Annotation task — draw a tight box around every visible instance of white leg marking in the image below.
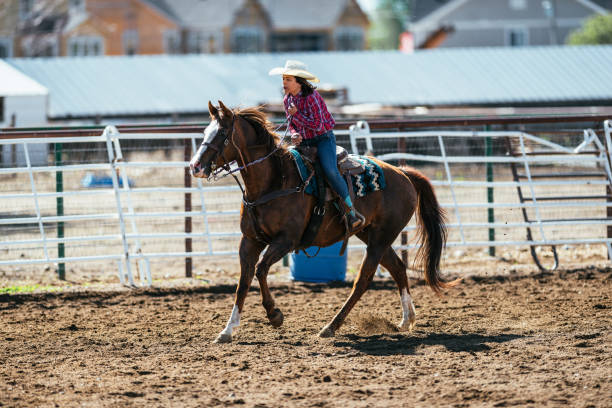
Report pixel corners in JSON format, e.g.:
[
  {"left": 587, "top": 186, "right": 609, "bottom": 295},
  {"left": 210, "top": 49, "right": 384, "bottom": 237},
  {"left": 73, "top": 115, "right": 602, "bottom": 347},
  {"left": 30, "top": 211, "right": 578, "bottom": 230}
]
[
  {"left": 218, "top": 305, "right": 241, "bottom": 338},
  {"left": 399, "top": 288, "right": 416, "bottom": 331}
]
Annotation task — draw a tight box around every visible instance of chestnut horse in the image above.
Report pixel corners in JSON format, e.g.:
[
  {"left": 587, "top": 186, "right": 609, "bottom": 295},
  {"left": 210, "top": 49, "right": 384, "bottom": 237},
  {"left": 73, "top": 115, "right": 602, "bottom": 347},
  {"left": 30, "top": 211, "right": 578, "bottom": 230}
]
[{"left": 190, "top": 101, "right": 458, "bottom": 343}]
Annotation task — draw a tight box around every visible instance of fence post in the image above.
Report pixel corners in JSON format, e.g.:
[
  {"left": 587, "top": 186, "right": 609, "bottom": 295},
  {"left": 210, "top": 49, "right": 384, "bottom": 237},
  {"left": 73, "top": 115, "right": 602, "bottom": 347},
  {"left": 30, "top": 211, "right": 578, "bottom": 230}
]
[
  {"left": 184, "top": 139, "right": 192, "bottom": 278},
  {"left": 485, "top": 127, "right": 495, "bottom": 256},
  {"left": 604, "top": 120, "right": 612, "bottom": 259},
  {"left": 55, "top": 142, "right": 65, "bottom": 280},
  {"left": 398, "top": 130, "right": 408, "bottom": 267},
  {"left": 104, "top": 126, "right": 134, "bottom": 286}
]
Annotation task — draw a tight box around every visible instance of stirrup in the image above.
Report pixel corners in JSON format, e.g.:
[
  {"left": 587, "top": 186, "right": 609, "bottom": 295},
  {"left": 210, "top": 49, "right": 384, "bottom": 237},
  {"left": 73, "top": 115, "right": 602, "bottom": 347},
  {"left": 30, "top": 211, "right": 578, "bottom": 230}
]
[{"left": 346, "top": 211, "right": 365, "bottom": 232}]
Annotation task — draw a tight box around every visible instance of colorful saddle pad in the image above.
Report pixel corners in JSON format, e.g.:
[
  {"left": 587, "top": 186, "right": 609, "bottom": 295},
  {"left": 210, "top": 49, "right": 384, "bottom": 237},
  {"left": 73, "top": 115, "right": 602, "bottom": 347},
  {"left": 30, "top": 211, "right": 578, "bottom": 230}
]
[
  {"left": 288, "top": 149, "right": 385, "bottom": 198},
  {"left": 349, "top": 155, "right": 386, "bottom": 197}
]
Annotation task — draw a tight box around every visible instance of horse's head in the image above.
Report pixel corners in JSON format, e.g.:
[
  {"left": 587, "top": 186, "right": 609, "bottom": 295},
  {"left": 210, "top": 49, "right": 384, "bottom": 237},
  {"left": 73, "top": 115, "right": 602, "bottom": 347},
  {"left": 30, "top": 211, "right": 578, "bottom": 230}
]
[{"left": 190, "top": 100, "right": 238, "bottom": 179}]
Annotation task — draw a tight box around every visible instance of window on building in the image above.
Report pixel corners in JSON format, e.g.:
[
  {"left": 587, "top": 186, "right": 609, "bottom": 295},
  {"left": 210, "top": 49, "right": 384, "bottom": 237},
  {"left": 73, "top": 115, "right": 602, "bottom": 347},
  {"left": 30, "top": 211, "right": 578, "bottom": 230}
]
[
  {"left": 187, "top": 32, "right": 222, "bottom": 54},
  {"left": 187, "top": 32, "right": 202, "bottom": 54},
  {"left": 19, "top": 0, "right": 34, "bottom": 20},
  {"left": 0, "top": 97, "right": 4, "bottom": 125},
  {"left": 271, "top": 33, "right": 328, "bottom": 52},
  {"left": 506, "top": 28, "right": 528, "bottom": 46},
  {"left": 0, "top": 38, "right": 12, "bottom": 58},
  {"left": 164, "top": 30, "right": 181, "bottom": 54},
  {"left": 122, "top": 29, "right": 139, "bottom": 55},
  {"left": 335, "top": 26, "right": 364, "bottom": 51},
  {"left": 231, "top": 27, "right": 264, "bottom": 53},
  {"left": 67, "top": 36, "right": 103, "bottom": 56},
  {"left": 42, "top": 43, "right": 57, "bottom": 56},
  {"left": 22, "top": 38, "right": 59, "bottom": 57},
  {"left": 509, "top": 0, "right": 527, "bottom": 10},
  {"left": 207, "top": 35, "right": 217, "bottom": 54}
]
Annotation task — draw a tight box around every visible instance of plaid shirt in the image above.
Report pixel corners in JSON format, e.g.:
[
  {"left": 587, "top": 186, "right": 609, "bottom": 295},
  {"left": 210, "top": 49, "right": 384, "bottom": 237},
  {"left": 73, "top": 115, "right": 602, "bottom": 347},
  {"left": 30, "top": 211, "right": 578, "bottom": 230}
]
[{"left": 284, "top": 90, "right": 335, "bottom": 140}]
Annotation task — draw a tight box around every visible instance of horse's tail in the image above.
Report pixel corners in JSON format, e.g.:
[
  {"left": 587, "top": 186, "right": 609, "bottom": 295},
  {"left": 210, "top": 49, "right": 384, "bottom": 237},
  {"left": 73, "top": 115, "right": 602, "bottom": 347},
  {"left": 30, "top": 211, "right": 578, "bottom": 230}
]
[{"left": 402, "top": 168, "right": 460, "bottom": 294}]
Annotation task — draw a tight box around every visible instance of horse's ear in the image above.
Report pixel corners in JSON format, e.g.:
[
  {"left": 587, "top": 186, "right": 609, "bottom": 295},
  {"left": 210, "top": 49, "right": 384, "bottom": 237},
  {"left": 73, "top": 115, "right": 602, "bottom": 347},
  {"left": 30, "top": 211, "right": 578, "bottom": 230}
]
[
  {"left": 208, "top": 101, "right": 219, "bottom": 118},
  {"left": 218, "top": 100, "right": 232, "bottom": 118}
]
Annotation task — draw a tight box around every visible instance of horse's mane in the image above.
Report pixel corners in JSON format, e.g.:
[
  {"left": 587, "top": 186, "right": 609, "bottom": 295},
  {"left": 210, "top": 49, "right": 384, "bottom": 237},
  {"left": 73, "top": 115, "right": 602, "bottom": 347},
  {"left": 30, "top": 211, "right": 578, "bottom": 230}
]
[{"left": 234, "top": 106, "right": 286, "bottom": 153}]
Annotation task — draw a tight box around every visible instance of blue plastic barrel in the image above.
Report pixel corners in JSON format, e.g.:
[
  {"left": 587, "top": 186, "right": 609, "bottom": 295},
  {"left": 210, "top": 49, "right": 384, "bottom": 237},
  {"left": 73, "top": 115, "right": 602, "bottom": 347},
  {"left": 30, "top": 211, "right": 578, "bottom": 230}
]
[{"left": 290, "top": 241, "right": 347, "bottom": 283}]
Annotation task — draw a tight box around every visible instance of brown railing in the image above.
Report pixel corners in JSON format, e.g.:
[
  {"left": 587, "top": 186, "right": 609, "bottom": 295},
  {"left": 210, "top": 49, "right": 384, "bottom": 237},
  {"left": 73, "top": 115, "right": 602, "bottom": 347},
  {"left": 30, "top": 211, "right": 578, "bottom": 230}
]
[{"left": 2, "top": 113, "right": 611, "bottom": 138}]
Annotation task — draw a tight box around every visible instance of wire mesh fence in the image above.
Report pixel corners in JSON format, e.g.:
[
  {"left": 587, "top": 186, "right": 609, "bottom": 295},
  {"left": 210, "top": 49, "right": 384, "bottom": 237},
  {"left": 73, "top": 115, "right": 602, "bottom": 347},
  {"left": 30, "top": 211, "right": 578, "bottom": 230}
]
[{"left": 1, "top": 116, "right": 611, "bottom": 285}]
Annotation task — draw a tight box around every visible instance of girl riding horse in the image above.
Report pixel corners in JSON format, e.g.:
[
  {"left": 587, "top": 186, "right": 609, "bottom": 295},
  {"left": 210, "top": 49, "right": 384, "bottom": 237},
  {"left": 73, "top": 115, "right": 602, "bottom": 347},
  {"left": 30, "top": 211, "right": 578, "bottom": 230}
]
[{"left": 269, "top": 60, "right": 363, "bottom": 232}]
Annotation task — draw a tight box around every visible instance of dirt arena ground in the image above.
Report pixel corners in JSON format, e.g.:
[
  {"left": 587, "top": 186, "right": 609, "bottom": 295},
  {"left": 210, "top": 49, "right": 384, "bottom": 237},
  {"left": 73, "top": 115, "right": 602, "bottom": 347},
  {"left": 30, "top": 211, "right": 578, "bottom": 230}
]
[{"left": 1, "top": 252, "right": 611, "bottom": 407}]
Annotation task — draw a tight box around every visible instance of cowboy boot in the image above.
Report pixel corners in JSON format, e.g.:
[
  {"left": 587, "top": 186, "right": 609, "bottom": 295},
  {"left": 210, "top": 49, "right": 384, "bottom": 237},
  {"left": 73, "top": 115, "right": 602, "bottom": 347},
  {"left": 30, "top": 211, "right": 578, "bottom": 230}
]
[
  {"left": 341, "top": 197, "right": 364, "bottom": 233},
  {"left": 346, "top": 208, "right": 364, "bottom": 232}
]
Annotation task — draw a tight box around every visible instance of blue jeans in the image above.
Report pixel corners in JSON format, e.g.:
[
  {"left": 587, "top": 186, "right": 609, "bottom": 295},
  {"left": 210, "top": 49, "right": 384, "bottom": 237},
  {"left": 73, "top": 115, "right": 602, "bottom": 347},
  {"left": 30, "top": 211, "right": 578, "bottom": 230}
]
[{"left": 301, "top": 130, "right": 349, "bottom": 200}]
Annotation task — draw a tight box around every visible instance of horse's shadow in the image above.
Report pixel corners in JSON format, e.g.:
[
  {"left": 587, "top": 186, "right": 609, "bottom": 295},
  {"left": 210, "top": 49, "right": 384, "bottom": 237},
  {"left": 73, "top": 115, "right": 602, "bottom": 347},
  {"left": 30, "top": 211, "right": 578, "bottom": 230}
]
[{"left": 333, "top": 332, "right": 524, "bottom": 356}]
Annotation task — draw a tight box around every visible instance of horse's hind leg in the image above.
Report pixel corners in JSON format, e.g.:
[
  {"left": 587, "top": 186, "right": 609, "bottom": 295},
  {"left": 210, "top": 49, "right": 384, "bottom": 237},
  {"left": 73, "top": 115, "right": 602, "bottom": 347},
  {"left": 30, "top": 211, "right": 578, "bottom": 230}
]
[
  {"left": 379, "top": 247, "right": 417, "bottom": 332},
  {"left": 215, "top": 236, "right": 265, "bottom": 343},
  {"left": 255, "top": 240, "right": 293, "bottom": 328},
  {"left": 318, "top": 240, "right": 385, "bottom": 338}
]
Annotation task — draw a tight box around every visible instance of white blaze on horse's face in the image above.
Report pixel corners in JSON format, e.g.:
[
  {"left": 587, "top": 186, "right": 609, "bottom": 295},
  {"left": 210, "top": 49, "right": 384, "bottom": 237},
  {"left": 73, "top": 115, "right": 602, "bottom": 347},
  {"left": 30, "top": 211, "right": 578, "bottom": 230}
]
[{"left": 189, "top": 120, "right": 219, "bottom": 178}]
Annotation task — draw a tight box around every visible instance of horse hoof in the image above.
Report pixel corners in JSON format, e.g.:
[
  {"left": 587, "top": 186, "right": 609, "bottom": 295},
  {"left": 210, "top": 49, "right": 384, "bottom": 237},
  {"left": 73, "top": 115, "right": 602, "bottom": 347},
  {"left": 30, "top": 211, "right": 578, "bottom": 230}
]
[
  {"left": 318, "top": 326, "right": 335, "bottom": 338},
  {"left": 398, "top": 319, "right": 416, "bottom": 332},
  {"left": 268, "top": 308, "right": 284, "bottom": 328},
  {"left": 213, "top": 333, "right": 232, "bottom": 343}
]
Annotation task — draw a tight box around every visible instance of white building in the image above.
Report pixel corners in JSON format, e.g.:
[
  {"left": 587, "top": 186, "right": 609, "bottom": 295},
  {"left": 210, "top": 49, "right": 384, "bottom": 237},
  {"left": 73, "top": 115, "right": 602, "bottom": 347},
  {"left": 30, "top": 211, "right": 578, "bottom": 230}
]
[{"left": 0, "top": 60, "right": 49, "bottom": 166}]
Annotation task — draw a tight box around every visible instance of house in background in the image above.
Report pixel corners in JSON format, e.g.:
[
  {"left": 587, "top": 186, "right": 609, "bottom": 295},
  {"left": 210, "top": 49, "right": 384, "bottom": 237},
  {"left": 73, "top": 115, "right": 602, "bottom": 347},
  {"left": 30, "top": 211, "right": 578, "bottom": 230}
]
[
  {"left": 0, "top": 0, "right": 179, "bottom": 57},
  {"left": 0, "top": 0, "right": 368, "bottom": 57},
  {"left": 143, "top": 0, "right": 369, "bottom": 53},
  {"left": 410, "top": 0, "right": 611, "bottom": 49}
]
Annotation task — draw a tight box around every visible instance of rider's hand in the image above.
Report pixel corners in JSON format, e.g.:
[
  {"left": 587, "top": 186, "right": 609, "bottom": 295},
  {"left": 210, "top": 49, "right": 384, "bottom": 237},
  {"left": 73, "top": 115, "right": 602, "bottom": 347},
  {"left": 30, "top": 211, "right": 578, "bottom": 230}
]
[
  {"left": 288, "top": 103, "right": 297, "bottom": 116},
  {"left": 291, "top": 133, "right": 302, "bottom": 146}
]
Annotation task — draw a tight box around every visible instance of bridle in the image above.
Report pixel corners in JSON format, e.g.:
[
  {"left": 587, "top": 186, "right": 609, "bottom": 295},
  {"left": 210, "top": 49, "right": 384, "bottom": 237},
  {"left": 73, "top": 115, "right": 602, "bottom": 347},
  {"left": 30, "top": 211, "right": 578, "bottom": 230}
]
[
  {"left": 199, "top": 114, "right": 237, "bottom": 177},
  {"left": 200, "top": 114, "right": 292, "bottom": 182},
  {"left": 196, "top": 112, "right": 313, "bottom": 245}
]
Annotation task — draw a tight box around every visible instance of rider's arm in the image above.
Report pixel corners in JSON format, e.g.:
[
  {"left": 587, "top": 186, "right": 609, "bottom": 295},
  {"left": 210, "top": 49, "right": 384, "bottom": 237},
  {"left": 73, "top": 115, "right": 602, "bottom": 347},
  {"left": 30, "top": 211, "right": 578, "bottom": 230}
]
[
  {"left": 285, "top": 95, "right": 302, "bottom": 137},
  {"left": 290, "top": 93, "right": 325, "bottom": 134}
]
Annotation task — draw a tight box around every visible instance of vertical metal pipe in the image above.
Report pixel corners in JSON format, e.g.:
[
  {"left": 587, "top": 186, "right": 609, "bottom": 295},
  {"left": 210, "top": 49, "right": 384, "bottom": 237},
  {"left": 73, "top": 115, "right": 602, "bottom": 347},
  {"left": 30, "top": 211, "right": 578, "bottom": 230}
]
[
  {"left": 603, "top": 121, "right": 612, "bottom": 258},
  {"left": 112, "top": 137, "right": 150, "bottom": 285},
  {"left": 104, "top": 126, "right": 134, "bottom": 286},
  {"left": 55, "top": 142, "right": 65, "bottom": 280},
  {"left": 485, "top": 127, "right": 495, "bottom": 256},
  {"left": 191, "top": 137, "right": 213, "bottom": 254},
  {"left": 184, "top": 139, "right": 192, "bottom": 278},
  {"left": 438, "top": 134, "right": 465, "bottom": 244},
  {"left": 24, "top": 141, "right": 49, "bottom": 262}
]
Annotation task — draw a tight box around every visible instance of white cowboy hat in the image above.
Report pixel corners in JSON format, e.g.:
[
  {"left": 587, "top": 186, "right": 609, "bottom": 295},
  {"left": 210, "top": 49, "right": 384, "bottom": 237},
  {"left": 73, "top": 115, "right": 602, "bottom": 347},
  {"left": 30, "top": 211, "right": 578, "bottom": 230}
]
[{"left": 268, "top": 60, "right": 320, "bottom": 83}]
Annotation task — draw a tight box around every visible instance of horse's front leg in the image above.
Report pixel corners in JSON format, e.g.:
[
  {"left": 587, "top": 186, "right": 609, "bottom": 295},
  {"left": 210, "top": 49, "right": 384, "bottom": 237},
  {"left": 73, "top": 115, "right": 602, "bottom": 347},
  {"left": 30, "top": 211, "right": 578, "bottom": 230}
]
[
  {"left": 255, "top": 240, "right": 293, "bottom": 328},
  {"left": 214, "top": 236, "right": 265, "bottom": 343}
]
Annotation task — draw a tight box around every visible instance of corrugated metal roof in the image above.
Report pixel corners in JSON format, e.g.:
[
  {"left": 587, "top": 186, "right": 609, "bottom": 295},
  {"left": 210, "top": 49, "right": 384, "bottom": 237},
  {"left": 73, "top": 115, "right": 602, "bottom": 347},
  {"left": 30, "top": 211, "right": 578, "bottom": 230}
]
[
  {"left": 5, "top": 46, "right": 612, "bottom": 118},
  {"left": 0, "top": 61, "right": 48, "bottom": 97}
]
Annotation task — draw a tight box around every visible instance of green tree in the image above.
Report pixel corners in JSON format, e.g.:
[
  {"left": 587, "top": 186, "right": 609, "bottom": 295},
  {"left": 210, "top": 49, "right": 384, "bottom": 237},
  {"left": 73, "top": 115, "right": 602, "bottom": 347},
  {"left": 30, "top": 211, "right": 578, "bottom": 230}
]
[
  {"left": 367, "top": 0, "right": 411, "bottom": 50},
  {"left": 567, "top": 13, "right": 612, "bottom": 45}
]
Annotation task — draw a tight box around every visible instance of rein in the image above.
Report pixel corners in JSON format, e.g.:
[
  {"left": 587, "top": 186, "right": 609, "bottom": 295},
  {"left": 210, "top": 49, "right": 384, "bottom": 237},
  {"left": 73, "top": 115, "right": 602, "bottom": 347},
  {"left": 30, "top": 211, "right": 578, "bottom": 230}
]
[
  {"left": 208, "top": 115, "right": 292, "bottom": 181},
  {"left": 204, "top": 113, "right": 313, "bottom": 205},
  {"left": 198, "top": 112, "right": 314, "bottom": 244},
  {"left": 196, "top": 111, "right": 317, "bottom": 244}
]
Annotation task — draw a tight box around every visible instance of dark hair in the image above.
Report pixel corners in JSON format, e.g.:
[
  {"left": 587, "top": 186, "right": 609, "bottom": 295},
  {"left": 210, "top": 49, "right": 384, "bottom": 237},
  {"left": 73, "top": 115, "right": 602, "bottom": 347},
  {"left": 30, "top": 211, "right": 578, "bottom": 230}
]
[{"left": 295, "top": 76, "right": 316, "bottom": 97}]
